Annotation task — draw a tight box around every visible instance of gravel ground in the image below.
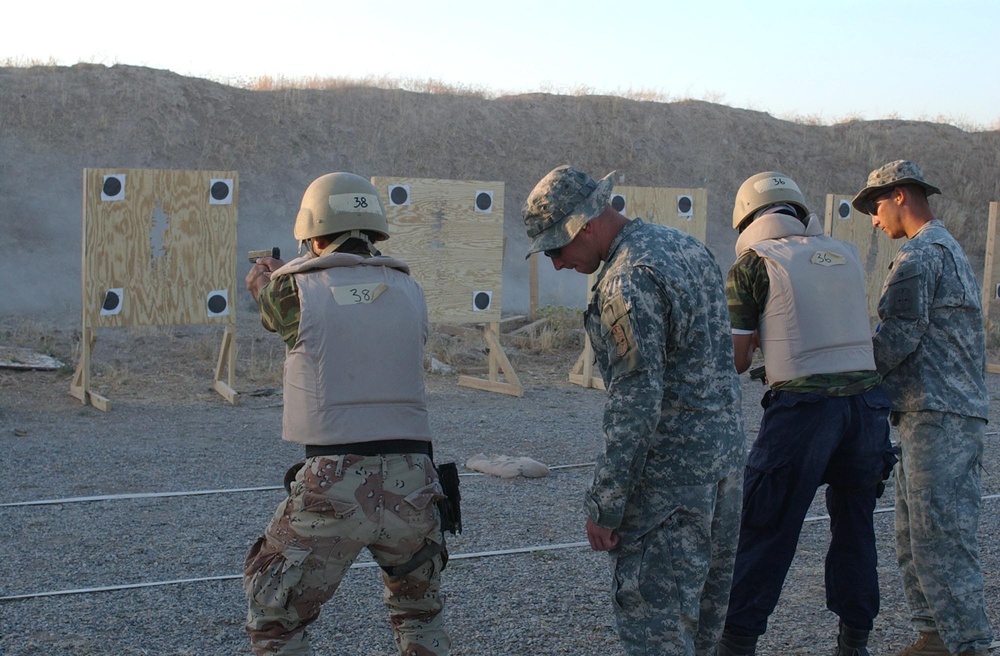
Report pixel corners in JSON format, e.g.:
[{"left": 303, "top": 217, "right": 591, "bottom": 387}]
[{"left": 1, "top": 321, "right": 999, "bottom": 655}]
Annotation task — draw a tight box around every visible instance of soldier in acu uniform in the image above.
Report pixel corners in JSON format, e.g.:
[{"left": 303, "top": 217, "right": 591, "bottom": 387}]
[
  {"left": 523, "top": 165, "right": 745, "bottom": 656},
  {"left": 243, "top": 172, "right": 451, "bottom": 656},
  {"left": 853, "top": 160, "right": 993, "bottom": 656},
  {"left": 719, "top": 172, "right": 896, "bottom": 656}
]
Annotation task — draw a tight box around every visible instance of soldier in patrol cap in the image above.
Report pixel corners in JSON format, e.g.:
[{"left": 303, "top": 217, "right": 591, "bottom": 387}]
[
  {"left": 243, "top": 172, "right": 451, "bottom": 655},
  {"left": 524, "top": 165, "right": 745, "bottom": 656},
  {"left": 853, "top": 160, "right": 993, "bottom": 656},
  {"left": 720, "top": 171, "right": 895, "bottom": 656}
]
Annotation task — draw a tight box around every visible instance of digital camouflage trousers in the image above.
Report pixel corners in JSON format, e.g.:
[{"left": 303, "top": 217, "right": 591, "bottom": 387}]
[
  {"left": 894, "top": 410, "right": 993, "bottom": 654},
  {"left": 611, "top": 469, "right": 743, "bottom": 656}
]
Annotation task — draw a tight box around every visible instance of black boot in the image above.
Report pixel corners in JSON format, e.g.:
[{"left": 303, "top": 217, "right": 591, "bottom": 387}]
[
  {"left": 719, "top": 629, "right": 758, "bottom": 656},
  {"left": 834, "top": 620, "right": 870, "bottom": 656}
]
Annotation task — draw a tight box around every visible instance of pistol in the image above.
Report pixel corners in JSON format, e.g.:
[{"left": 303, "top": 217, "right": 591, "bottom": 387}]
[
  {"left": 749, "top": 365, "right": 767, "bottom": 384},
  {"left": 247, "top": 247, "right": 280, "bottom": 263}
]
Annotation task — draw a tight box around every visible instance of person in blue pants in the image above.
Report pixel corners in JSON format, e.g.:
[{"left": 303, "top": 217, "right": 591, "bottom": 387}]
[{"left": 719, "top": 171, "right": 896, "bottom": 656}]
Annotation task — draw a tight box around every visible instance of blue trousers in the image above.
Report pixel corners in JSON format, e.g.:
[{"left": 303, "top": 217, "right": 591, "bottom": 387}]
[{"left": 724, "top": 387, "right": 894, "bottom": 636}]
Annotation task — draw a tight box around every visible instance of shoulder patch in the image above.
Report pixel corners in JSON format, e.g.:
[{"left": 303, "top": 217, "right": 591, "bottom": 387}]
[{"left": 600, "top": 294, "right": 642, "bottom": 378}]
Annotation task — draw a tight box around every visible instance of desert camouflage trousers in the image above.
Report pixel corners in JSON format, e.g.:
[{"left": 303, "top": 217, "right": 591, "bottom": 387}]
[
  {"left": 610, "top": 468, "right": 743, "bottom": 656},
  {"left": 244, "top": 453, "right": 450, "bottom": 656},
  {"left": 894, "top": 410, "right": 993, "bottom": 654}
]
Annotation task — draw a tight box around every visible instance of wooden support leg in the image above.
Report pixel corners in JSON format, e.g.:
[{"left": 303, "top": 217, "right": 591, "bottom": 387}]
[
  {"left": 213, "top": 323, "right": 239, "bottom": 405},
  {"left": 69, "top": 326, "right": 111, "bottom": 411},
  {"left": 457, "top": 322, "right": 524, "bottom": 397},
  {"left": 568, "top": 335, "right": 604, "bottom": 390}
]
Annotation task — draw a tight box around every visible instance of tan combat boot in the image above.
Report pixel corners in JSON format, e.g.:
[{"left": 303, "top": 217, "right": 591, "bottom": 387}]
[{"left": 895, "top": 632, "right": 949, "bottom": 656}]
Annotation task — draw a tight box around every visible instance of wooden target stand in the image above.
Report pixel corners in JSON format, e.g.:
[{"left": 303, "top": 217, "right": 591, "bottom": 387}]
[
  {"left": 372, "top": 176, "right": 522, "bottom": 397},
  {"left": 70, "top": 169, "right": 239, "bottom": 411},
  {"left": 980, "top": 202, "right": 1000, "bottom": 373},
  {"left": 823, "top": 195, "right": 903, "bottom": 326},
  {"left": 567, "top": 186, "right": 708, "bottom": 389}
]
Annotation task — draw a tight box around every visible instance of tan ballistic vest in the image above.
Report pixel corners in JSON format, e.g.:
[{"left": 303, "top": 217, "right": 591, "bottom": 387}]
[
  {"left": 736, "top": 213, "right": 876, "bottom": 383},
  {"left": 271, "top": 252, "right": 433, "bottom": 446}
]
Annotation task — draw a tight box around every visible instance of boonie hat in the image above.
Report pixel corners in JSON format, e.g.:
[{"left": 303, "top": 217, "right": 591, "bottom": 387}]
[
  {"left": 522, "top": 165, "right": 615, "bottom": 258},
  {"left": 851, "top": 160, "right": 942, "bottom": 214}
]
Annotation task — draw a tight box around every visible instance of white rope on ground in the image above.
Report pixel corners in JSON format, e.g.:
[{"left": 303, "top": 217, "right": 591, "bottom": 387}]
[
  {"left": 0, "top": 463, "right": 598, "bottom": 508},
  {"left": 3, "top": 496, "right": 999, "bottom": 603},
  {"left": 0, "top": 486, "right": 284, "bottom": 507},
  {"left": 0, "top": 541, "right": 591, "bottom": 602},
  {"left": 7, "top": 430, "right": 997, "bottom": 509},
  {"left": 804, "top": 494, "right": 1000, "bottom": 522}
]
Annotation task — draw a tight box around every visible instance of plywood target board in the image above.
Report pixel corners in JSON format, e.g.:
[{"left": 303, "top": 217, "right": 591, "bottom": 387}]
[
  {"left": 823, "top": 194, "right": 902, "bottom": 325},
  {"left": 82, "top": 169, "right": 238, "bottom": 327},
  {"left": 371, "top": 177, "right": 504, "bottom": 325},
  {"left": 609, "top": 186, "right": 707, "bottom": 242},
  {"left": 982, "top": 203, "right": 1000, "bottom": 320},
  {"left": 981, "top": 203, "right": 1000, "bottom": 373}
]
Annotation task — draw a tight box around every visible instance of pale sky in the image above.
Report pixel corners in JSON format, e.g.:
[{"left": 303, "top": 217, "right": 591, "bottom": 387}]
[{"left": 4, "top": 0, "right": 998, "bottom": 129}]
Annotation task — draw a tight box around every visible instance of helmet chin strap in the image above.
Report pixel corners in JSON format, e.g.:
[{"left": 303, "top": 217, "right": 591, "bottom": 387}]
[{"left": 313, "top": 230, "right": 377, "bottom": 257}]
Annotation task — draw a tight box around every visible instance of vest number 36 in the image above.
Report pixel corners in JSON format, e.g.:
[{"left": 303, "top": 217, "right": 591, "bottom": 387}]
[{"left": 810, "top": 251, "right": 846, "bottom": 267}]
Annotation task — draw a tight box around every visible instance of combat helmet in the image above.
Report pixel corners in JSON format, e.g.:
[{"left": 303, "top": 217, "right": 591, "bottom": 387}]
[
  {"left": 732, "top": 171, "right": 810, "bottom": 231},
  {"left": 294, "top": 172, "right": 389, "bottom": 253}
]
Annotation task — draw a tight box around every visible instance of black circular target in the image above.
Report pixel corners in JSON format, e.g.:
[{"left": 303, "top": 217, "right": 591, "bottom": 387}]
[
  {"left": 211, "top": 181, "right": 230, "bottom": 201},
  {"left": 839, "top": 201, "right": 851, "bottom": 218},
  {"left": 678, "top": 196, "right": 693, "bottom": 214},
  {"left": 475, "top": 192, "right": 492, "bottom": 211},
  {"left": 390, "top": 186, "right": 409, "bottom": 205},
  {"left": 611, "top": 195, "right": 626, "bottom": 212},
  {"left": 103, "top": 177, "right": 122, "bottom": 197},
  {"left": 473, "top": 292, "right": 491, "bottom": 311},
  {"left": 102, "top": 290, "right": 120, "bottom": 311},
  {"left": 207, "top": 294, "right": 228, "bottom": 314}
]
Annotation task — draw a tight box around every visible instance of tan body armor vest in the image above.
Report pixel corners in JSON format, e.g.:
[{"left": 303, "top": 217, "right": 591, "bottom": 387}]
[
  {"left": 271, "top": 252, "right": 432, "bottom": 446},
  {"left": 737, "top": 213, "right": 876, "bottom": 383}
]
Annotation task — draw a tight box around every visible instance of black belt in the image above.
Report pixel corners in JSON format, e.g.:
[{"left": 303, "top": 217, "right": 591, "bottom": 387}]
[{"left": 305, "top": 439, "right": 431, "bottom": 459}]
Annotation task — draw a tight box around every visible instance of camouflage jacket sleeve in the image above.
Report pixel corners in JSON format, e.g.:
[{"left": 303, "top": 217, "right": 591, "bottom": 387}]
[
  {"left": 258, "top": 274, "right": 301, "bottom": 349},
  {"left": 584, "top": 266, "right": 666, "bottom": 530},
  {"left": 726, "top": 250, "right": 769, "bottom": 331},
  {"left": 872, "top": 247, "right": 934, "bottom": 375}
]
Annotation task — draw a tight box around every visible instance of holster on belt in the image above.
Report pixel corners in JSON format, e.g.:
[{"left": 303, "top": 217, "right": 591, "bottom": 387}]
[
  {"left": 283, "top": 461, "right": 306, "bottom": 494},
  {"left": 435, "top": 461, "right": 462, "bottom": 535}
]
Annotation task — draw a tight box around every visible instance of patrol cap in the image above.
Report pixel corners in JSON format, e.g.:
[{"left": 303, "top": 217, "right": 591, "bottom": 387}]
[
  {"left": 522, "top": 165, "right": 615, "bottom": 258},
  {"left": 851, "top": 160, "right": 942, "bottom": 214}
]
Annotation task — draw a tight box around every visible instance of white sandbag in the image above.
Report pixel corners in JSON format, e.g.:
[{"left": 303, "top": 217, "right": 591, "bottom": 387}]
[{"left": 465, "top": 453, "right": 549, "bottom": 479}]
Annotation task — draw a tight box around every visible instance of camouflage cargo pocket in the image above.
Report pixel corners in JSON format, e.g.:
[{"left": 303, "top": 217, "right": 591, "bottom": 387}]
[
  {"left": 400, "top": 482, "right": 446, "bottom": 526},
  {"left": 299, "top": 491, "right": 360, "bottom": 518},
  {"left": 244, "top": 534, "right": 312, "bottom": 611}
]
